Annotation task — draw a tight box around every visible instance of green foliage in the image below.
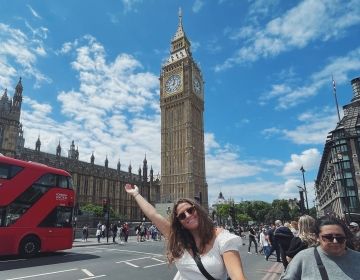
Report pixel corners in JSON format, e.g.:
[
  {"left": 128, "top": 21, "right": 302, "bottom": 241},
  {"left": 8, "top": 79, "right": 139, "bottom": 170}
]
[
  {"left": 214, "top": 198, "right": 302, "bottom": 225},
  {"left": 80, "top": 203, "right": 120, "bottom": 219}
]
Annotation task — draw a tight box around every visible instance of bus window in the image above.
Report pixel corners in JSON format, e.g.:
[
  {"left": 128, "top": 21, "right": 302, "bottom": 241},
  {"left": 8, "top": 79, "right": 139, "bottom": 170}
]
[
  {"left": 0, "top": 164, "right": 8, "bottom": 179},
  {"left": 4, "top": 184, "right": 49, "bottom": 226},
  {"left": 0, "top": 207, "right": 5, "bottom": 227},
  {"left": 6, "top": 203, "right": 31, "bottom": 226},
  {"left": 58, "top": 176, "right": 69, "bottom": 189},
  {"left": 35, "top": 174, "right": 57, "bottom": 187},
  {"left": 39, "top": 206, "right": 73, "bottom": 228},
  {"left": 0, "top": 163, "right": 23, "bottom": 180},
  {"left": 68, "top": 177, "right": 73, "bottom": 189}
]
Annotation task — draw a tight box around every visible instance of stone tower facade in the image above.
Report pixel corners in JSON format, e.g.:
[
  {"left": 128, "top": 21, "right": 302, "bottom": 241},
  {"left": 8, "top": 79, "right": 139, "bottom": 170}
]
[
  {"left": 0, "top": 78, "right": 25, "bottom": 157},
  {"left": 160, "top": 10, "right": 208, "bottom": 208}
]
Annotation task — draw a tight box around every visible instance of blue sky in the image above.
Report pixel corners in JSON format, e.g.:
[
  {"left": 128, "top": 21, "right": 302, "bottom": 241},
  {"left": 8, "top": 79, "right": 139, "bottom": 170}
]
[{"left": 1, "top": 0, "right": 360, "bottom": 206}]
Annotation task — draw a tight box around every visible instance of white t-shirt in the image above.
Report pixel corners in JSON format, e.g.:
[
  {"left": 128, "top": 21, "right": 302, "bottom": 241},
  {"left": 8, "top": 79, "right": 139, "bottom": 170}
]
[{"left": 173, "top": 230, "right": 242, "bottom": 280}]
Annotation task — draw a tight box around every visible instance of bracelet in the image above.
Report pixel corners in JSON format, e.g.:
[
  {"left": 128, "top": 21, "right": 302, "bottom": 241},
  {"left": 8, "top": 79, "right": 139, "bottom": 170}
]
[{"left": 134, "top": 193, "right": 139, "bottom": 198}]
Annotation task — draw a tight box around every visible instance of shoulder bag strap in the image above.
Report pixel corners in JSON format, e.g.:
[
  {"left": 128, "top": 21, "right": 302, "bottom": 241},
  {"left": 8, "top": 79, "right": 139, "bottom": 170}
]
[
  {"left": 191, "top": 244, "right": 217, "bottom": 280},
  {"left": 313, "top": 247, "right": 329, "bottom": 280}
]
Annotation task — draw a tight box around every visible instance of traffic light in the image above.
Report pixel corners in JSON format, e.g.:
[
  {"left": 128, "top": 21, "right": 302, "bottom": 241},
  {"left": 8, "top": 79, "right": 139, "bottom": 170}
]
[
  {"left": 102, "top": 199, "right": 108, "bottom": 214},
  {"left": 297, "top": 191, "right": 305, "bottom": 214},
  {"left": 229, "top": 206, "right": 235, "bottom": 218}
]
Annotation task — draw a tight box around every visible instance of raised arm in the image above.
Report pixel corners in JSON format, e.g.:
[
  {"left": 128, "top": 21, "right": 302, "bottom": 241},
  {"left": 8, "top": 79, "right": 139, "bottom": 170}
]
[{"left": 124, "top": 184, "right": 170, "bottom": 238}]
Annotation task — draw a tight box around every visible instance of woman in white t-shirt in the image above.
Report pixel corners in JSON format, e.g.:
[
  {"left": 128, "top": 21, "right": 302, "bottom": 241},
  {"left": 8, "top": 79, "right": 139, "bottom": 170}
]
[{"left": 125, "top": 184, "right": 247, "bottom": 280}]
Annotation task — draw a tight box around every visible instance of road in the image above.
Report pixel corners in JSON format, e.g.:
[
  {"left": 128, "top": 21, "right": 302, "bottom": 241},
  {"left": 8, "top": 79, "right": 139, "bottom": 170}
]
[{"left": 0, "top": 238, "right": 283, "bottom": 280}]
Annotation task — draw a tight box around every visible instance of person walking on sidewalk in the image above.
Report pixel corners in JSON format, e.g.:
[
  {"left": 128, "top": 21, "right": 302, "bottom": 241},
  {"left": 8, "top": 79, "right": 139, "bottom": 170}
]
[
  {"left": 266, "top": 223, "right": 281, "bottom": 262},
  {"left": 96, "top": 227, "right": 101, "bottom": 243},
  {"left": 124, "top": 183, "right": 247, "bottom": 280},
  {"left": 281, "top": 216, "right": 360, "bottom": 279},
  {"left": 112, "top": 223, "right": 118, "bottom": 243},
  {"left": 248, "top": 226, "right": 258, "bottom": 254},
  {"left": 82, "top": 224, "right": 89, "bottom": 242}
]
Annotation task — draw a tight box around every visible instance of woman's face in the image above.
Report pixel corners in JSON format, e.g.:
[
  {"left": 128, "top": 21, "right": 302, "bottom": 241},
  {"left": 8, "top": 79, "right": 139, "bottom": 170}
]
[
  {"left": 318, "top": 224, "right": 347, "bottom": 256},
  {"left": 176, "top": 202, "right": 199, "bottom": 231}
]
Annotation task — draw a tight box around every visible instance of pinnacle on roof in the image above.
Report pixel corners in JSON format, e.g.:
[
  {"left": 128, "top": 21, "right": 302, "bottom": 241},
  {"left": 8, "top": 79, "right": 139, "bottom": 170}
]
[
  {"left": 1, "top": 88, "right": 8, "bottom": 100},
  {"left": 172, "top": 8, "right": 185, "bottom": 41}
]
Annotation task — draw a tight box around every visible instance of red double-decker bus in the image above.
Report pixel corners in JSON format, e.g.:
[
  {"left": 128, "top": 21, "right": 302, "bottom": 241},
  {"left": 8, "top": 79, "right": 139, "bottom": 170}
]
[{"left": 0, "top": 155, "right": 75, "bottom": 256}]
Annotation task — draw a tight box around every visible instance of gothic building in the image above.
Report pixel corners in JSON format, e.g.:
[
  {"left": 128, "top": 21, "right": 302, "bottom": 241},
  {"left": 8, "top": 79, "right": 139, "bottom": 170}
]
[
  {"left": 160, "top": 10, "right": 208, "bottom": 209},
  {"left": 0, "top": 78, "right": 160, "bottom": 221},
  {"left": 315, "top": 76, "right": 360, "bottom": 223}
]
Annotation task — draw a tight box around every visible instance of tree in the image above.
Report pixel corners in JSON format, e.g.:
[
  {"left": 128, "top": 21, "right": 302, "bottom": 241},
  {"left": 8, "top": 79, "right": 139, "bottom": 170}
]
[
  {"left": 81, "top": 203, "right": 119, "bottom": 219},
  {"left": 81, "top": 204, "right": 103, "bottom": 217},
  {"left": 270, "top": 199, "right": 292, "bottom": 222}
]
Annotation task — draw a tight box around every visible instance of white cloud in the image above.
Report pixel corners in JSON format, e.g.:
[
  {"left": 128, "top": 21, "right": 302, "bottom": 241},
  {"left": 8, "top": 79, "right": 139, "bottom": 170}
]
[
  {"left": 259, "top": 47, "right": 360, "bottom": 109},
  {"left": 262, "top": 107, "right": 337, "bottom": 145},
  {"left": 0, "top": 23, "right": 50, "bottom": 88},
  {"left": 121, "top": 0, "right": 143, "bottom": 13},
  {"left": 192, "top": 0, "right": 205, "bottom": 13},
  {"left": 27, "top": 5, "right": 42, "bottom": 19},
  {"left": 280, "top": 148, "right": 321, "bottom": 176},
  {"left": 215, "top": 0, "right": 360, "bottom": 71}
]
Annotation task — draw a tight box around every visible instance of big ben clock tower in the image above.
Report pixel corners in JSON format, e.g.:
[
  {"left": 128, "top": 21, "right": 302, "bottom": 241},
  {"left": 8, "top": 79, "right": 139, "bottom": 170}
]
[{"left": 160, "top": 9, "right": 208, "bottom": 209}]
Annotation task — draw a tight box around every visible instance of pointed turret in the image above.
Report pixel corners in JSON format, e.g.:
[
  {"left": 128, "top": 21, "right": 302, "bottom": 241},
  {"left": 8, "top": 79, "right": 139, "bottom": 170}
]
[
  {"left": 117, "top": 159, "right": 121, "bottom": 172},
  {"left": 128, "top": 162, "right": 132, "bottom": 179},
  {"left": 35, "top": 135, "right": 41, "bottom": 152},
  {"left": 12, "top": 77, "right": 23, "bottom": 111},
  {"left": 166, "top": 8, "right": 192, "bottom": 65},
  {"left": 143, "top": 154, "right": 148, "bottom": 182},
  {"left": 150, "top": 165, "right": 154, "bottom": 182},
  {"left": 105, "top": 155, "right": 108, "bottom": 168},
  {"left": 0, "top": 89, "right": 10, "bottom": 112},
  {"left": 90, "top": 152, "right": 95, "bottom": 164},
  {"left": 56, "top": 141, "right": 61, "bottom": 157},
  {"left": 1, "top": 88, "right": 9, "bottom": 101}
]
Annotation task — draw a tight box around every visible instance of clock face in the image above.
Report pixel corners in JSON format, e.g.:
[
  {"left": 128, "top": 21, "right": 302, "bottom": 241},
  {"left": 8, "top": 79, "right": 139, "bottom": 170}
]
[
  {"left": 165, "top": 74, "right": 181, "bottom": 93},
  {"left": 193, "top": 78, "right": 201, "bottom": 94}
]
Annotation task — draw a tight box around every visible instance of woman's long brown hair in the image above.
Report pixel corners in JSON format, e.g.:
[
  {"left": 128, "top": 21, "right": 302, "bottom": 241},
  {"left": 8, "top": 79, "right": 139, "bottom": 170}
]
[{"left": 166, "top": 198, "right": 215, "bottom": 264}]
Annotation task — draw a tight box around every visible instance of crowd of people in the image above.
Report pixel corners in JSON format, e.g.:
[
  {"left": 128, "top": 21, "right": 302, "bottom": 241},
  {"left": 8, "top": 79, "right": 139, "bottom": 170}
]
[
  {"left": 79, "top": 185, "right": 360, "bottom": 280},
  {"left": 241, "top": 215, "right": 360, "bottom": 279},
  {"left": 83, "top": 220, "right": 162, "bottom": 244}
]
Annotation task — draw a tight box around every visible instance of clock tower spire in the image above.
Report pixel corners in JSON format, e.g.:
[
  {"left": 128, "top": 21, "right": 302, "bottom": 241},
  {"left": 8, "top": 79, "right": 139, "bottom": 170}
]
[{"left": 160, "top": 10, "right": 208, "bottom": 209}]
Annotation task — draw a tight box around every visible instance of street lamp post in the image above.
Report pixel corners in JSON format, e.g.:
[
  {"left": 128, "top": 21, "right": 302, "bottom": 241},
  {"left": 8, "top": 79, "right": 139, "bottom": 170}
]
[{"left": 300, "top": 166, "right": 309, "bottom": 213}]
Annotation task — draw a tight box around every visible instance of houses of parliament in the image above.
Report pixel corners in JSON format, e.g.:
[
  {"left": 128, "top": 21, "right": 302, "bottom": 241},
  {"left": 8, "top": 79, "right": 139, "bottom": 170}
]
[{"left": 0, "top": 10, "right": 209, "bottom": 219}]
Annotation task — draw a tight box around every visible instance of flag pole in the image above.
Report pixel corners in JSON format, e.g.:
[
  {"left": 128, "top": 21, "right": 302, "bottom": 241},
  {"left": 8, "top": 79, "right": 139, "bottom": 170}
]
[{"left": 332, "top": 75, "right": 341, "bottom": 123}]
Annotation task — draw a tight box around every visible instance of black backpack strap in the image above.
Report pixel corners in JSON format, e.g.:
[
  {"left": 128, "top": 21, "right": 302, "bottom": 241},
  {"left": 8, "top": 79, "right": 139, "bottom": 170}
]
[
  {"left": 191, "top": 243, "right": 217, "bottom": 280},
  {"left": 314, "top": 247, "right": 329, "bottom": 280}
]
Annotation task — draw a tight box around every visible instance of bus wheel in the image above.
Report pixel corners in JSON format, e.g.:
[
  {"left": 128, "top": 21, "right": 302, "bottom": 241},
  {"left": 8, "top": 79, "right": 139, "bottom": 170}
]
[{"left": 19, "top": 236, "right": 40, "bottom": 257}]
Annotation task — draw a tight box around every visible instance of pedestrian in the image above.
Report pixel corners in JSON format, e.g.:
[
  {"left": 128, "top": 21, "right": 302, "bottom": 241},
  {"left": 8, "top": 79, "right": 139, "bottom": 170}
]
[
  {"left": 135, "top": 223, "right": 141, "bottom": 242},
  {"left": 259, "top": 228, "right": 270, "bottom": 257},
  {"left": 349, "top": 222, "right": 360, "bottom": 251},
  {"left": 112, "top": 223, "right": 118, "bottom": 243},
  {"left": 82, "top": 224, "right": 88, "bottom": 242},
  {"left": 248, "top": 226, "right": 258, "bottom": 254},
  {"left": 286, "top": 215, "right": 318, "bottom": 263},
  {"left": 273, "top": 220, "right": 293, "bottom": 269},
  {"left": 124, "top": 183, "right": 247, "bottom": 280},
  {"left": 96, "top": 227, "right": 101, "bottom": 243},
  {"left": 266, "top": 224, "right": 281, "bottom": 262},
  {"left": 123, "top": 222, "right": 129, "bottom": 242},
  {"left": 280, "top": 216, "right": 360, "bottom": 279},
  {"left": 101, "top": 223, "right": 106, "bottom": 238}
]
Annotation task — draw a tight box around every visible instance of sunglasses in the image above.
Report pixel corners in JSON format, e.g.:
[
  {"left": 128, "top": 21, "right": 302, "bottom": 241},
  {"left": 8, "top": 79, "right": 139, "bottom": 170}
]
[
  {"left": 177, "top": 205, "right": 196, "bottom": 221},
  {"left": 320, "top": 234, "right": 346, "bottom": 244}
]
